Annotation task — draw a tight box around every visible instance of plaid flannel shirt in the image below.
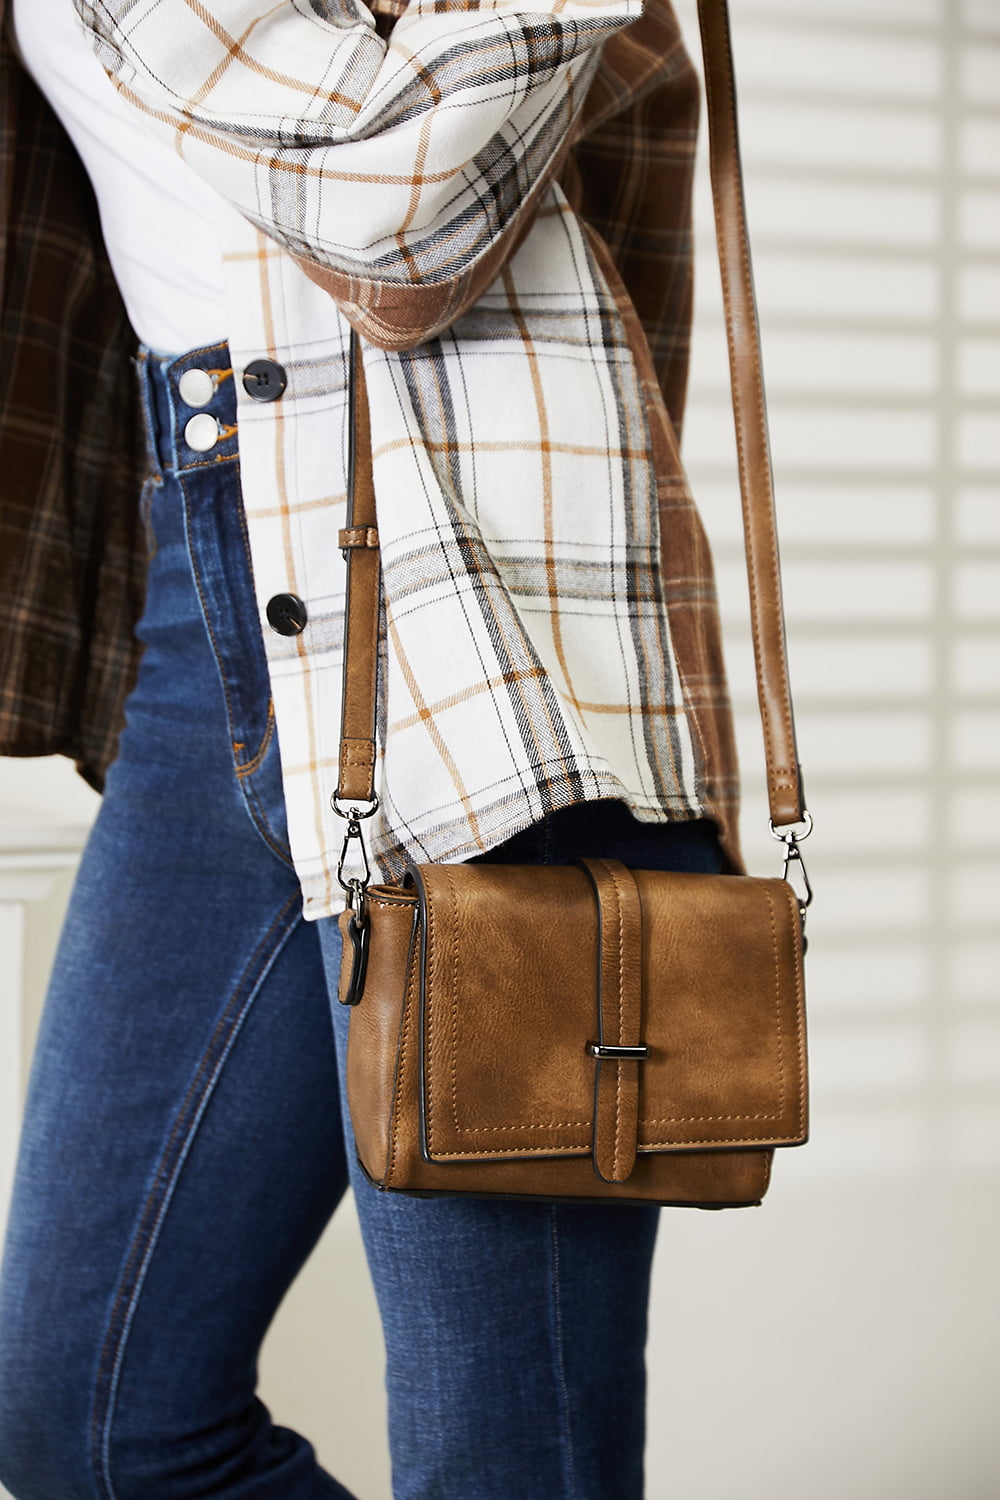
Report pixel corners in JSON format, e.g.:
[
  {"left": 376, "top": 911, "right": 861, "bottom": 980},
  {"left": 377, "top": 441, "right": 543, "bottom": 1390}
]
[{"left": 1, "top": 0, "right": 741, "bottom": 917}]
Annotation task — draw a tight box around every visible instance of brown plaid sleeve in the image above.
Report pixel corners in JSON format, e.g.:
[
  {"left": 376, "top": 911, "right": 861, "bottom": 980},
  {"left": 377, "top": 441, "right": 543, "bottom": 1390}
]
[{"left": 0, "top": 14, "right": 145, "bottom": 787}]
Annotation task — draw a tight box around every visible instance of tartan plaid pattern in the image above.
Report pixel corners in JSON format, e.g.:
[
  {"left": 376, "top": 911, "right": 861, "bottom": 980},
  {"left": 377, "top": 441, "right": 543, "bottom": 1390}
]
[
  {"left": 0, "top": 11, "right": 146, "bottom": 787},
  {"left": 77, "top": 0, "right": 640, "bottom": 346},
  {"left": 1, "top": 0, "right": 741, "bottom": 917}
]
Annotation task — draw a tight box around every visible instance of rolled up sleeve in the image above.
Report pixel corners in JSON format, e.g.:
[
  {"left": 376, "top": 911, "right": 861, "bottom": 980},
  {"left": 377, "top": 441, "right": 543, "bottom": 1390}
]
[{"left": 77, "top": 0, "right": 644, "bottom": 347}]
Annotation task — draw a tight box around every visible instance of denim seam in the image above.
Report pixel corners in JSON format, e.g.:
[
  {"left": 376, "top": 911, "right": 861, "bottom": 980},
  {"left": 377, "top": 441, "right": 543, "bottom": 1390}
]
[
  {"left": 134, "top": 351, "right": 165, "bottom": 484},
  {"left": 173, "top": 341, "right": 234, "bottom": 365},
  {"left": 175, "top": 451, "right": 241, "bottom": 475},
  {"left": 234, "top": 698, "right": 276, "bottom": 777},
  {"left": 88, "top": 894, "right": 304, "bottom": 1500},
  {"left": 176, "top": 470, "right": 289, "bottom": 864},
  {"left": 178, "top": 471, "right": 242, "bottom": 754},
  {"left": 155, "top": 352, "right": 183, "bottom": 473},
  {"left": 236, "top": 704, "right": 293, "bottom": 864},
  {"left": 548, "top": 1208, "right": 581, "bottom": 1500},
  {"left": 241, "top": 772, "right": 294, "bottom": 866},
  {"left": 138, "top": 476, "right": 161, "bottom": 565},
  {"left": 234, "top": 471, "right": 259, "bottom": 579}
]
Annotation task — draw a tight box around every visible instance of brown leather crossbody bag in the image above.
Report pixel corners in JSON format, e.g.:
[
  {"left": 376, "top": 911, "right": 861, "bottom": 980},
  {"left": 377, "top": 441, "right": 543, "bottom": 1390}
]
[{"left": 333, "top": 0, "right": 812, "bottom": 1208}]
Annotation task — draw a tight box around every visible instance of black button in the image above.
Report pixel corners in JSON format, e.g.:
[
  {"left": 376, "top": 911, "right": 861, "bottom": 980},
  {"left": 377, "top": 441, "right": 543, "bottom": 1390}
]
[
  {"left": 266, "top": 593, "right": 308, "bottom": 636},
  {"left": 243, "top": 359, "right": 288, "bottom": 402}
]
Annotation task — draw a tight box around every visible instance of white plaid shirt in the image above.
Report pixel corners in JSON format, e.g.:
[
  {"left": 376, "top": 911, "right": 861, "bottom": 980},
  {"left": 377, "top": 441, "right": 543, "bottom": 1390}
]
[{"left": 77, "top": 0, "right": 740, "bottom": 919}]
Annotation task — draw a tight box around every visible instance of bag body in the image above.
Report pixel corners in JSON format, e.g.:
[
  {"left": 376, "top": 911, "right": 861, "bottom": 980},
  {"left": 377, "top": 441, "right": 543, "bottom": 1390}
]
[{"left": 340, "top": 860, "right": 807, "bottom": 1207}]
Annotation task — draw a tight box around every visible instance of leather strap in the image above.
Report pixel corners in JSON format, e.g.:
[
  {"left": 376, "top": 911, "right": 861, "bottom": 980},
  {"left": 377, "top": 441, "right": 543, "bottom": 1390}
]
[
  {"left": 580, "top": 858, "right": 645, "bottom": 1183},
  {"left": 697, "top": 0, "right": 803, "bottom": 827},
  {"left": 335, "top": 0, "right": 806, "bottom": 828},
  {"left": 337, "top": 333, "right": 381, "bottom": 806}
]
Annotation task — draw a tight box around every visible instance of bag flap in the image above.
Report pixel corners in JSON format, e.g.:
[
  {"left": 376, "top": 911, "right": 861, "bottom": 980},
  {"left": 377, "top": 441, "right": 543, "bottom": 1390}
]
[{"left": 411, "top": 863, "right": 807, "bottom": 1164}]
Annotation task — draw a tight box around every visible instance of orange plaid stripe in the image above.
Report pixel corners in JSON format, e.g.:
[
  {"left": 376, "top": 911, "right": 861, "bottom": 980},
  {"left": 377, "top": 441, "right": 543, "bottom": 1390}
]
[{"left": 1, "top": 0, "right": 741, "bottom": 918}]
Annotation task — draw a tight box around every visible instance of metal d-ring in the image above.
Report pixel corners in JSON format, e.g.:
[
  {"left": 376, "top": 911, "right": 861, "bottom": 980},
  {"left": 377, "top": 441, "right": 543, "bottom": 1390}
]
[
  {"left": 331, "top": 791, "right": 379, "bottom": 821},
  {"left": 768, "top": 809, "right": 813, "bottom": 844}
]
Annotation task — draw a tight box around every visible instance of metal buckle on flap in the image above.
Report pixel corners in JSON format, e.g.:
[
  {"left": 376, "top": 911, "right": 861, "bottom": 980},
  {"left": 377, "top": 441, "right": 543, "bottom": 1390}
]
[{"left": 586, "top": 1043, "right": 650, "bottom": 1061}]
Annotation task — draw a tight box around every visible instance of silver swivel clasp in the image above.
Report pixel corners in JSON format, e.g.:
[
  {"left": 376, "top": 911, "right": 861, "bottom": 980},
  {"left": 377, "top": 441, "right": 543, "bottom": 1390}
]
[
  {"left": 332, "top": 792, "right": 379, "bottom": 896},
  {"left": 769, "top": 810, "right": 814, "bottom": 929}
]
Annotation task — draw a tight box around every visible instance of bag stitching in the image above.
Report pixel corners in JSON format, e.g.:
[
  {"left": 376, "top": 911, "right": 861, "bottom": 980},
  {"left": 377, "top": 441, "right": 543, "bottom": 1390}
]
[{"left": 421, "top": 875, "right": 803, "bottom": 1144}]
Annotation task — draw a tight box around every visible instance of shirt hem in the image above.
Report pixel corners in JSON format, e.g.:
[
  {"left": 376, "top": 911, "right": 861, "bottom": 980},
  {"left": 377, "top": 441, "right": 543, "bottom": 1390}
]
[{"left": 299, "top": 772, "right": 727, "bottom": 923}]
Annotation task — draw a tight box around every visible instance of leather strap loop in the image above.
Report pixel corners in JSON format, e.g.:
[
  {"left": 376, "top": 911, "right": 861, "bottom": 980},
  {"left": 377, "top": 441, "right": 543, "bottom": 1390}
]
[
  {"left": 579, "top": 858, "right": 644, "bottom": 1184},
  {"left": 339, "top": 525, "right": 379, "bottom": 551}
]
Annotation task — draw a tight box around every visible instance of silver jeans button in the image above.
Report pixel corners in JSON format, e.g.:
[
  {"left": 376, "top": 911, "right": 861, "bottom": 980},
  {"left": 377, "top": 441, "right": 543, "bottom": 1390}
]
[
  {"left": 184, "top": 413, "right": 219, "bottom": 452},
  {"left": 178, "top": 368, "right": 215, "bottom": 408}
]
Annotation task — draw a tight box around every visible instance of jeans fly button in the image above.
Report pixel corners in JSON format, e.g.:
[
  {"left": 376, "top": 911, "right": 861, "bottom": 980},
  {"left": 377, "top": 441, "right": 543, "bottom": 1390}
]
[
  {"left": 178, "top": 368, "right": 215, "bottom": 408},
  {"left": 184, "top": 413, "right": 219, "bottom": 452}
]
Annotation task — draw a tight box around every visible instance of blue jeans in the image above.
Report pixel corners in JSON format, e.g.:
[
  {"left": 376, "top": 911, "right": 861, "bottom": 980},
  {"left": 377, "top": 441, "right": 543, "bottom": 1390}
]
[{"left": 0, "top": 342, "right": 724, "bottom": 1500}]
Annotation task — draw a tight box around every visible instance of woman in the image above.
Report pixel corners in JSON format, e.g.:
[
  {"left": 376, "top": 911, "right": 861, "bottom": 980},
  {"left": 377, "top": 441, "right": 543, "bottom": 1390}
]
[{"left": 0, "top": 1, "right": 740, "bottom": 1495}]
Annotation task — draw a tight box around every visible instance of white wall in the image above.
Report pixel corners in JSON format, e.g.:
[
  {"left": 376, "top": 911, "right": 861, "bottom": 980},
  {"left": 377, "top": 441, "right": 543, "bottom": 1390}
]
[
  {"left": 2, "top": 1, "right": 998, "bottom": 1496},
  {"left": 651, "top": 2, "right": 1000, "bottom": 1495}
]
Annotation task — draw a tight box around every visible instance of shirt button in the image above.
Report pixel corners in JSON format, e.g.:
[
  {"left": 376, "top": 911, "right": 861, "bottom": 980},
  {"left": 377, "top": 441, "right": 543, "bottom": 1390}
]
[
  {"left": 178, "top": 368, "right": 215, "bottom": 408},
  {"left": 266, "top": 593, "right": 308, "bottom": 636},
  {"left": 184, "top": 413, "right": 219, "bottom": 452},
  {"left": 243, "top": 359, "right": 288, "bottom": 402}
]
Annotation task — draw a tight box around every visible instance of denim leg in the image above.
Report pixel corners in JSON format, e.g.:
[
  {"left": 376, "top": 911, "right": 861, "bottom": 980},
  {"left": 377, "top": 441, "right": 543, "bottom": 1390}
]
[
  {"left": 320, "top": 933, "right": 657, "bottom": 1500},
  {"left": 317, "top": 808, "right": 724, "bottom": 1500},
  {"left": 0, "top": 385, "right": 353, "bottom": 1500},
  {"left": 0, "top": 334, "right": 727, "bottom": 1500}
]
